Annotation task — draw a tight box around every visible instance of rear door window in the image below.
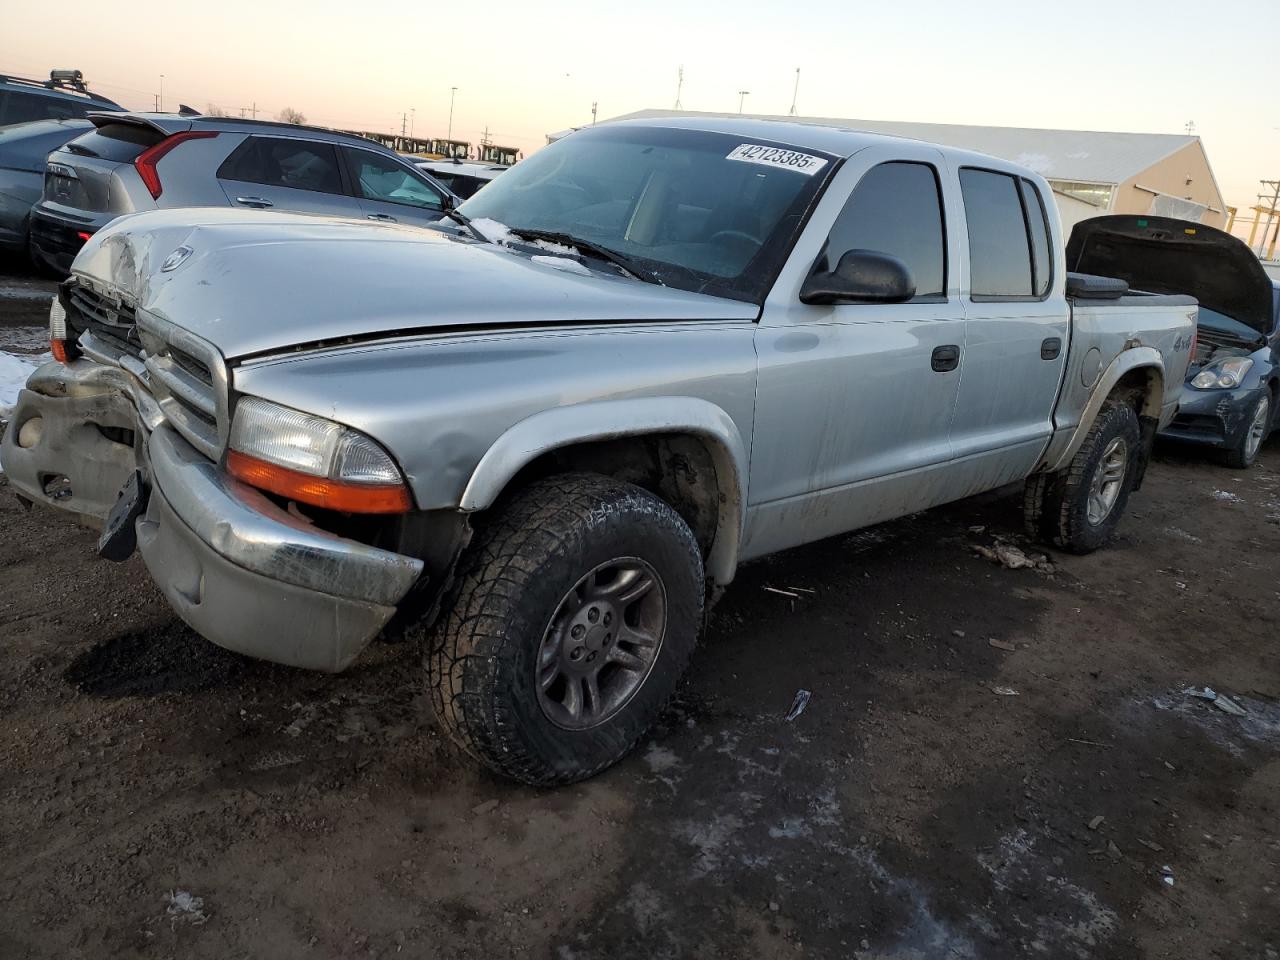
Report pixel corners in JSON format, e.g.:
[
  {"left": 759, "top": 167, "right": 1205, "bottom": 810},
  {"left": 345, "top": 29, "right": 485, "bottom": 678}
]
[
  {"left": 959, "top": 168, "right": 1038, "bottom": 299},
  {"left": 217, "top": 136, "right": 345, "bottom": 195},
  {"left": 343, "top": 148, "right": 443, "bottom": 209},
  {"left": 824, "top": 160, "right": 947, "bottom": 300}
]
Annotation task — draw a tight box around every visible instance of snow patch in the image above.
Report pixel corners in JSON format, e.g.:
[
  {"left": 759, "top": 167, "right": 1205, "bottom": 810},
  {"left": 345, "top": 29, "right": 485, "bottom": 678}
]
[
  {"left": 165, "top": 890, "right": 209, "bottom": 926},
  {"left": 0, "top": 350, "right": 46, "bottom": 420},
  {"left": 471, "top": 217, "right": 516, "bottom": 245},
  {"left": 531, "top": 255, "right": 591, "bottom": 276}
]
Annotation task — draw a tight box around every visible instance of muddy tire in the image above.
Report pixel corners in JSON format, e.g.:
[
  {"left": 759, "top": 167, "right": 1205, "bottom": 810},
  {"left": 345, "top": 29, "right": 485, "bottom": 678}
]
[
  {"left": 1025, "top": 400, "right": 1141, "bottom": 555},
  {"left": 426, "top": 473, "right": 704, "bottom": 786},
  {"left": 1223, "top": 391, "right": 1271, "bottom": 470}
]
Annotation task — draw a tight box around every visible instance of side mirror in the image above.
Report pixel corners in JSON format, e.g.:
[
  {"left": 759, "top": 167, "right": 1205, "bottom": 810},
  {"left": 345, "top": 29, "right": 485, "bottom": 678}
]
[
  {"left": 800, "top": 249, "right": 915, "bottom": 305},
  {"left": 439, "top": 194, "right": 456, "bottom": 212}
]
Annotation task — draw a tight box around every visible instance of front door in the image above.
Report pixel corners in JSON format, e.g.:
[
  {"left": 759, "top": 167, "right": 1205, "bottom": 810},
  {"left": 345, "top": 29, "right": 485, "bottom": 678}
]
[
  {"left": 744, "top": 147, "right": 966, "bottom": 559},
  {"left": 342, "top": 147, "right": 447, "bottom": 228}
]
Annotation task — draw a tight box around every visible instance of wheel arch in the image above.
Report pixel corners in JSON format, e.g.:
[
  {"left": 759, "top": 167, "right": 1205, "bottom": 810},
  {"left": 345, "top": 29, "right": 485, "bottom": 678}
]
[
  {"left": 1044, "top": 347, "right": 1165, "bottom": 473},
  {"left": 459, "top": 397, "right": 749, "bottom": 586}
]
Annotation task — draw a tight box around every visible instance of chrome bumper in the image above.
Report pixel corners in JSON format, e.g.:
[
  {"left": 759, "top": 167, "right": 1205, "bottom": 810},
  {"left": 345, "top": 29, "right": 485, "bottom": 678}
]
[
  {"left": 141, "top": 424, "right": 424, "bottom": 672},
  {"left": 3, "top": 360, "right": 425, "bottom": 672}
]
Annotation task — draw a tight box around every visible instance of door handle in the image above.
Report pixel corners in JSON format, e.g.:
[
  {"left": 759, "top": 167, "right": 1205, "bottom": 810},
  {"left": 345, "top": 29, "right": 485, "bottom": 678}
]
[
  {"left": 931, "top": 345, "right": 961, "bottom": 372},
  {"left": 1041, "top": 337, "right": 1062, "bottom": 360},
  {"left": 235, "top": 196, "right": 273, "bottom": 208},
  {"left": 366, "top": 213, "right": 397, "bottom": 223}
]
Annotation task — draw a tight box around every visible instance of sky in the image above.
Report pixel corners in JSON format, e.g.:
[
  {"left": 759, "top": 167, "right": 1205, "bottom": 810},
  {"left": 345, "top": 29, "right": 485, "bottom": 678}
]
[{"left": 4, "top": 0, "right": 1276, "bottom": 226}]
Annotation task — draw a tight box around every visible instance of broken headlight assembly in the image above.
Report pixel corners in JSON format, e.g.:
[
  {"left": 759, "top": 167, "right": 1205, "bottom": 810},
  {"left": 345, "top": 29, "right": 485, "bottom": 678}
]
[
  {"left": 226, "top": 397, "right": 413, "bottom": 514},
  {"left": 1190, "top": 357, "right": 1253, "bottom": 390}
]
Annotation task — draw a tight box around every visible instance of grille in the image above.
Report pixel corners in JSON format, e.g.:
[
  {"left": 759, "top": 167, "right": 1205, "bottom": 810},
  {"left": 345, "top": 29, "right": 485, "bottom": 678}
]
[
  {"left": 69, "top": 285, "right": 141, "bottom": 359},
  {"left": 66, "top": 281, "right": 228, "bottom": 461},
  {"left": 138, "top": 314, "right": 228, "bottom": 460}
]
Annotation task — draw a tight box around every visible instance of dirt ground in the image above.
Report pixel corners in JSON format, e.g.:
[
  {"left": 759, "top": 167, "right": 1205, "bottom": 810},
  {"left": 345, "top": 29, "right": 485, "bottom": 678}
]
[{"left": 1, "top": 299, "right": 1279, "bottom": 958}]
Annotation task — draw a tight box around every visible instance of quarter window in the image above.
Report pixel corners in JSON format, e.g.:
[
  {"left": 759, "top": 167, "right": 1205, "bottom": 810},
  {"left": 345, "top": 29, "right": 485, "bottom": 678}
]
[
  {"left": 345, "top": 149, "right": 443, "bottom": 209},
  {"left": 960, "top": 168, "right": 1051, "bottom": 299},
  {"left": 824, "top": 161, "right": 947, "bottom": 300},
  {"left": 217, "top": 137, "right": 345, "bottom": 195}
]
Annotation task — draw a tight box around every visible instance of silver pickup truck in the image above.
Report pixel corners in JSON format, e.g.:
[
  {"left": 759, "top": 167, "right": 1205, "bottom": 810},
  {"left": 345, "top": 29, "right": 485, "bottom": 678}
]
[{"left": 1, "top": 118, "right": 1195, "bottom": 784}]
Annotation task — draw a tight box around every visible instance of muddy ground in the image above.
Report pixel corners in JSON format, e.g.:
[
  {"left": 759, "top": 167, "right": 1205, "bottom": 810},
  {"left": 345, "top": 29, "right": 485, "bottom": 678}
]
[{"left": 1, "top": 293, "right": 1278, "bottom": 958}]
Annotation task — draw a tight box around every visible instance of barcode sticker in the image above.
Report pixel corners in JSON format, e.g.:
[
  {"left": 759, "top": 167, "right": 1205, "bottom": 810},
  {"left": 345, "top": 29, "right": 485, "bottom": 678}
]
[{"left": 726, "top": 144, "right": 828, "bottom": 176}]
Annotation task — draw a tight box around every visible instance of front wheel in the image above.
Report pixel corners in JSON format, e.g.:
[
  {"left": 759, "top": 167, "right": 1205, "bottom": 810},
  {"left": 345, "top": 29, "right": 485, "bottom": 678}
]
[
  {"left": 426, "top": 473, "right": 704, "bottom": 785},
  {"left": 1024, "top": 399, "right": 1141, "bottom": 555},
  {"left": 1224, "top": 391, "right": 1271, "bottom": 470}
]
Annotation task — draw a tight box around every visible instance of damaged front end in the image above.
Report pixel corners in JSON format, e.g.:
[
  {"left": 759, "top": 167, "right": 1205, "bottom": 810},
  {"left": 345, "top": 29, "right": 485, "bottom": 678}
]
[{"left": 1, "top": 283, "right": 429, "bottom": 672}]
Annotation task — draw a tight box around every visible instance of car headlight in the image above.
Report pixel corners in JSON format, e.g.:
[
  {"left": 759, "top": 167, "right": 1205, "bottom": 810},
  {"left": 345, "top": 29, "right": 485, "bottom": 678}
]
[
  {"left": 1190, "top": 357, "right": 1253, "bottom": 390},
  {"left": 227, "top": 397, "right": 412, "bottom": 513}
]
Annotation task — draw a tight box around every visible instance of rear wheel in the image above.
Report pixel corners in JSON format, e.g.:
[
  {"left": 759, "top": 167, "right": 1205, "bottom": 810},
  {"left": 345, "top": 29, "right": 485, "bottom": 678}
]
[
  {"left": 1224, "top": 391, "right": 1271, "bottom": 470},
  {"left": 1024, "top": 399, "right": 1141, "bottom": 554},
  {"left": 426, "top": 473, "right": 704, "bottom": 785}
]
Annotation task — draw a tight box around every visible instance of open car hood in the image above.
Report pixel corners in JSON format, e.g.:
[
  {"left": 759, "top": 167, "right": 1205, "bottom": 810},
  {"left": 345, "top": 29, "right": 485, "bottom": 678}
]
[{"left": 1066, "top": 215, "right": 1275, "bottom": 338}]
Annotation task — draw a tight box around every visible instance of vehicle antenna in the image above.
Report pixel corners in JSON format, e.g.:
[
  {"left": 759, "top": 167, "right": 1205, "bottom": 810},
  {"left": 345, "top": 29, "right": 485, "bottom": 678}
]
[
  {"left": 789, "top": 68, "right": 800, "bottom": 116},
  {"left": 674, "top": 66, "right": 684, "bottom": 110}
]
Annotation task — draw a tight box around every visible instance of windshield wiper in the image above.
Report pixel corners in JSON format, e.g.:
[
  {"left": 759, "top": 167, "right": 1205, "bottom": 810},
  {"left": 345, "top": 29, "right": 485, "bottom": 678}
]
[
  {"left": 440, "top": 206, "right": 489, "bottom": 243},
  {"left": 505, "top": 227, "right": 664, "bottom": 285}
]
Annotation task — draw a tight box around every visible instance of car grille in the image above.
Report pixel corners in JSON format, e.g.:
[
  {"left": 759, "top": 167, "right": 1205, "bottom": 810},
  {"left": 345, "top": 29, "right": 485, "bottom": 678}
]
[
  {"left": 67, "top": 281, "right": 229, "bottom": 461},
  {"left": 69, "top": 284, "right": 141, "bottom": 359}
]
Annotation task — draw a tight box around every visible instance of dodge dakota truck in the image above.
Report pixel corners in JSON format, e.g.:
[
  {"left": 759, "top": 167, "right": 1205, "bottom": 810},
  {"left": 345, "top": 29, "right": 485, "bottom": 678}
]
[{"left": 1, "top": 118, "right": 1196, "bottom": 784}]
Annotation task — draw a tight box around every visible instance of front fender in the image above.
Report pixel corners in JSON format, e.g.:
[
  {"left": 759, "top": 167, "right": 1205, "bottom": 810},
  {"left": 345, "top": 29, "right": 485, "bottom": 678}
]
[
  {"left": 460, "top": 396, "right": 749, "bottom": 585},
  {"left": 1043, "top": 347, "right": 1165, "bottom": 473}
]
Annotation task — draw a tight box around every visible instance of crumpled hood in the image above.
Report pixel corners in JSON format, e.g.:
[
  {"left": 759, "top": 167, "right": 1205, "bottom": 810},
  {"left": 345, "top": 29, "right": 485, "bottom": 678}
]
[{"left": 71, "top": 208, "right": 757, "bottom": 359}]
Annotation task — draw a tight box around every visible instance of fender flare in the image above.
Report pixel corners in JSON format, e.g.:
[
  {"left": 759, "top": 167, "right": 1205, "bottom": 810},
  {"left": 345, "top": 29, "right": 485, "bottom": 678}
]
[
  {"left": 459, "top": 397, "right": 750, "bottom": 585},
  {"left": 1044, "top": 347, "right": 1165, "bottom": 473}
]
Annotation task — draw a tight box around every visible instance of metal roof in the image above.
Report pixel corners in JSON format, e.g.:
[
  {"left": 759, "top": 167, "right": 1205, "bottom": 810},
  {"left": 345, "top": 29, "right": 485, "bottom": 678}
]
[{"left": 589, "top": 109, "right": 1201, "bottom": 186}]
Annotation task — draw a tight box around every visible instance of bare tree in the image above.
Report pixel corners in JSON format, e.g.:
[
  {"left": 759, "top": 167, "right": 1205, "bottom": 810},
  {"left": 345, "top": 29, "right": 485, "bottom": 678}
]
[
  {"left": 204, "top": 102, "right": 228, "bottom": 117},
  {"left": 277, "top": 107, "right": 306, "bottom": 125}
]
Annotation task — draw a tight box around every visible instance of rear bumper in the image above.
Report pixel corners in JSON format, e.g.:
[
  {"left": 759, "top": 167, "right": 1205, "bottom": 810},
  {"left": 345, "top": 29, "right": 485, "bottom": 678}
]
[
  {"left": 1158, "top": 383, "right": 1262, "bottom": 450},
  {"left": 28, "top": 207, "right": 95, "bottom": 275},
  {"left": 2, "top": 362, "right": 425, "bottom": 672}
]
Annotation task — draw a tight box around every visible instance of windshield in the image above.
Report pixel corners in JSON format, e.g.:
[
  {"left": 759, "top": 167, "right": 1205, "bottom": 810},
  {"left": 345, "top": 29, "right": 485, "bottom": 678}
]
[{"left": 458, "top": 125, "right": 837, "bottom": 302}]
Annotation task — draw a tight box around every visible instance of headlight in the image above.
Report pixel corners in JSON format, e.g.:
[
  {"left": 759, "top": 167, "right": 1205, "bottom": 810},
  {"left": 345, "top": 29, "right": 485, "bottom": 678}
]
[
  {"left": 227, "top": 397, "right": 412, "bottom": 513},
  {"left": 1190, "top": 357, "right": 1253, "bottom": 390}
]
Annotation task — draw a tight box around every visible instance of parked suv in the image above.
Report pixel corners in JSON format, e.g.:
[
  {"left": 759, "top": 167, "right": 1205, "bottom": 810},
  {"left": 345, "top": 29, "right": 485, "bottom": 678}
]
[
  {"left": 0, "top": 71, "right": 122, "bottom": 259},
  {"left": 0, "top": 70, "right": 121, "bottom": 126},
  {"left": 29, "top": 113, "right": 459, "bottom": 273}
]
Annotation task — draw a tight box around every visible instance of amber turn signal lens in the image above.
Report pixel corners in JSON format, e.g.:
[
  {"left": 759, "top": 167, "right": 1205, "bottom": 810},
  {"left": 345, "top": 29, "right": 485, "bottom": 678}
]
[
  {"left": 51, "top": 339, "right": 71, "bottom": 363},
  {"left": 226, "top": 450, "right": 412, "bottom": 514}
]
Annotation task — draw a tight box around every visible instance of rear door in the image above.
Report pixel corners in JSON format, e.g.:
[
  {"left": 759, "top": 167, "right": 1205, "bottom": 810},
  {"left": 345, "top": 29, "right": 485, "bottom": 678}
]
[
  {"left": 215, "top": 135, "right": 361, "bottom": 216},
  {"left": 949, "top": 168, "right": 1069, "bottom": 482},
  {"left": 341, "top": 147, "right": 448, "bottom": 227}
]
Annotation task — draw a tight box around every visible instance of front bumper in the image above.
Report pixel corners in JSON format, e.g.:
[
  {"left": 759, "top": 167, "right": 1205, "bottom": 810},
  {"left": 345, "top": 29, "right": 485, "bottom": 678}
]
[
  {"left": 1159, "top": 383, "right": 1262, "bottom": 450},
  {"left": 2, "top": 362, "right": 424, "bottom": 672}
]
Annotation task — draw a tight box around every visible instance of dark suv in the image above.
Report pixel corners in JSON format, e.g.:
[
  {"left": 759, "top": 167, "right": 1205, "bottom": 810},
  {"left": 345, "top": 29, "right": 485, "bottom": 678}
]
[{"left": 0, "top": 71, "right": 122, "bottom": 258}]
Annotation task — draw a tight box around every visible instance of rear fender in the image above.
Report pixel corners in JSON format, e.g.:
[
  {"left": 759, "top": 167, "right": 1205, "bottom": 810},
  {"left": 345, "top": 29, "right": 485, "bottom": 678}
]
[
  {"left": 460, "top": 397, "right": 748, "bottom": 585},
  {"left": 1043, "top": 347, "right": 1165, "bottom": 473}
]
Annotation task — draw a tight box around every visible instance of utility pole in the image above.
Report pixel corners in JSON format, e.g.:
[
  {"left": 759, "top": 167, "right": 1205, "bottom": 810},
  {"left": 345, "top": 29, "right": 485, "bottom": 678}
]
[
  {"left": 401, "top": 112, "right": 407, "bottom": 137},
  {"left": 591, "top": 101, "right": 598, "bottom": 126},
  {"left": 1184, "top": 120, "right": 1196, "bottom": 135},
  {"left": 789, "top": 68, "right": 800, "bottom": 116},
  {"left": 240, "top": 102, "right": 257, "bottom": 119},
  {"left": 737, "top": 90, "right": 750, "bottom": 114},
  {"left": 447, "top": 86, "right": 458, "bottom": 140},
  {"left": 410, "top": 108, "right": 415, "bottom": 138},
  {"left": 1249, "top": 179, "right": 1280, "bottom": 259},
  {"left": 674, "top": 66, "right": 684, "bottom": 110},
  {"left": 159, "top": 74, "right": 164, "bottom": 112}
]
